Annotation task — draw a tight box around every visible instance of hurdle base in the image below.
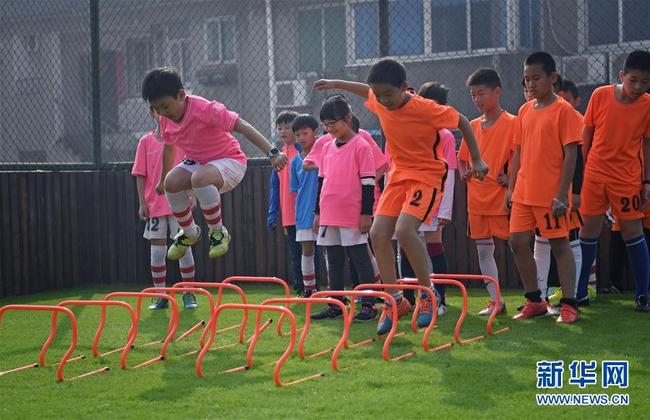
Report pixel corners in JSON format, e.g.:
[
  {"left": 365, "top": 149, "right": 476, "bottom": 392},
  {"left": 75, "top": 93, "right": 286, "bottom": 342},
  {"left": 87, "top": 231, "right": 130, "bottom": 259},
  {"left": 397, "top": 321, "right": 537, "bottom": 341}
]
[
  {"left": 0, "top": 363, "right": 39, "bottom": 376},
  {"left": 68, "top": 367, "right": 110, "bottom": 381},
  {"left": 281, "top": 372, "right": 325, "bottom": 387}
]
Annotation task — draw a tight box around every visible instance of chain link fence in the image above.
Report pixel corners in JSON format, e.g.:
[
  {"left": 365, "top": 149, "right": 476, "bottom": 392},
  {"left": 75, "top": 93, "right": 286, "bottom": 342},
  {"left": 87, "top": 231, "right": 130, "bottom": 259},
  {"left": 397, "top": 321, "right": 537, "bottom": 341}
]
[{"left": 2, "top": 0, "right": 649, "bottom": 168}]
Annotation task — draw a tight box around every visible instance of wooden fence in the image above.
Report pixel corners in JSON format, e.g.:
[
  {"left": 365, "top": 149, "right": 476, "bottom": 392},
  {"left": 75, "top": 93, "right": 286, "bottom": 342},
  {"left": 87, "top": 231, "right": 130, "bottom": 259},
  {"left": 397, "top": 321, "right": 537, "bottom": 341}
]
[{"left": 0, "top": 167, "right": 629, "bottom": 298}]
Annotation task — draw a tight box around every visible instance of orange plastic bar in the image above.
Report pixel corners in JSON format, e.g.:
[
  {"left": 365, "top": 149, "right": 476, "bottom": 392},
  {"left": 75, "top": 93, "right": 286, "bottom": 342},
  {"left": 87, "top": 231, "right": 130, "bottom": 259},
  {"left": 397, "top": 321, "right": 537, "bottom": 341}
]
[
  {"left": 311, "top": 291, "right": 403, "bottom": 362},
  {"left": 0, "top": 305, "right": 78, "bottom": 382},
  {"left": 221, "top": 276, "right": 290, "bottom": 336},
  {"left": 196, "top": 303, "right": 297, "bottom": 387},
  {"left": 399, "top": 278, "right": 475, "bottom": 344},
  {"left": 54, "top": 300, "right": 137, "bottom": 369},
  {"left": 173, "top": 281, "right": 248, "bottom": 344},
  {"left": 261, "top": 297, "right": 349, "bottom": 372},
  {"left": 142, "top": 287, "right": 213, "bottom": 343},
  {"left": 431, "top": 274, "right": 511, "bottom": 336},
  {"left": 103, "top": 292, "right": 179, "bottom": 363},
  {"left": 354, "top": 284, "right": 452, "bottom": 353}
]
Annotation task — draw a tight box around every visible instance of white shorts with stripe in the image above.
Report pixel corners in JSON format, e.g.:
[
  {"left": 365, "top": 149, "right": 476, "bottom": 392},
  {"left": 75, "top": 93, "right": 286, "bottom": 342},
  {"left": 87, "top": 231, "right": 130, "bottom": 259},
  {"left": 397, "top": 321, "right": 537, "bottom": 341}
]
[
  {"left": 176, "top": 158, "right": 247, "bottom": 193},
  {"left": 143, "top": 215, "right": 180, "bottom": 240}
]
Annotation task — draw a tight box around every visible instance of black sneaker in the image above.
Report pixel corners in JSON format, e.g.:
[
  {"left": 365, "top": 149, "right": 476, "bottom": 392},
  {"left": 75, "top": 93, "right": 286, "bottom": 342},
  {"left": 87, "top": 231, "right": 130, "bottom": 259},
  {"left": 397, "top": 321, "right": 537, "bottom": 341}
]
[
  {"left": 303, "top": 288, "right": 316, "bottom": 298},
  {"left": 311, "top": 305, "right": 343, "bottom": 320},
  {"left": 353, "top": 304, "right": 377, "bottom": 322},
  {"left": 601, "top": 285, "right": 622, "bottom": 294},
  {"left": 635, "top": 296, "right": 650, "bottom": 313},
  {"left": 577, "top": 296, "right": 590, "bottom": 307}
]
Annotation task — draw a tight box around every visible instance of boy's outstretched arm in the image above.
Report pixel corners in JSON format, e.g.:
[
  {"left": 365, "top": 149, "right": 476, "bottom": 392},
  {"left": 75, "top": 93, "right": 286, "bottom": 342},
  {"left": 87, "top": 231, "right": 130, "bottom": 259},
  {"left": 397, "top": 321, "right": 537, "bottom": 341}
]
[
  {"left": 156, "top": 143, "right": 176, "bottom": 195},
  {"left": 553, "top": 143, "right": 578, "bottom": 218},
  {"left": 457, "top": 114, "right": 489, "bottom": 180},
  {"left": 313, "top": 79, "right": 370, "bottom": 99},
  {"left": 234, "top": 117, "right": 288, "bottom": 170}
]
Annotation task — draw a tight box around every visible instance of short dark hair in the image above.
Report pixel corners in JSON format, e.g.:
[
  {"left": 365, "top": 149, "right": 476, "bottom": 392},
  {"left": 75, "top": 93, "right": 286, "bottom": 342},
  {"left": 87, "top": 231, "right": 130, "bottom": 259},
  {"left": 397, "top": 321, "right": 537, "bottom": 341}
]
[
  {"left": 560, "top": 79, "right": 580, "bottom": 99},
  {"left": 320, "top": 95, "right": 352, "bottom": 121},
  {"left": 367, "top": 59, "right": 407, "bottom": 87},
  {"left": 553, "top": 73, "right": 564, "bottom": 91},
  {"left": 466, "top": 68, "right": 501, "bottom": 89},
  {"left": 275, "top": 111, "right": 299, "bottom": 126},
  {"left": 291, "top": 114, "right": 319, "bottom": 132},
  {"left": 524, "top": 51, "right": 556, "bottom": 75},
  {"left": 418, "top": 81, "right": 449, "bottom": 105},
  {"left": 624, "top": 50, "right": 650, "bottom": 74},
  {"left": 141, "top": 67, "right": 184, "bottom": 102}
]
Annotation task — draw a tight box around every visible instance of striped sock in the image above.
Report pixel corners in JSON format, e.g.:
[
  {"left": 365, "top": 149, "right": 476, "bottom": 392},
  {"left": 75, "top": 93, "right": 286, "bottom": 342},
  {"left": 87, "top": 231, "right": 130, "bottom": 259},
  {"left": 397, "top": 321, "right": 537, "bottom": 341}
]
[
  {"left": 150, "top": 245, "right": 167, "bottom": 287},
  {"left": 166, "top": 191, "right": 198, "bottom": 236},
  {"left": 179, "top": 249, "right": 195, "bottom": 282},
  {"left": 301, "top": 255, "right": 316, "bottom": 290},
  {"left": 194, "top": 185, "right": 222, "bottom": 231}
]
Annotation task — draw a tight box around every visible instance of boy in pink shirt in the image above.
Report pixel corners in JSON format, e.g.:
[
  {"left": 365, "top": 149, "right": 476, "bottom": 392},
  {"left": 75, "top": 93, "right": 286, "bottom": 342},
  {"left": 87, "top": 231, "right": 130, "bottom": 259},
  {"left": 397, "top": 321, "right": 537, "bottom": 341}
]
[
  {"left": 311, "top": 96, "right": 379, "bottom": 322},
  {"left": 131, "top": 108, "right": 196, "bottom": 310},
  {"left": 142, "top": 68, "right": 287, "bottom": 273}
]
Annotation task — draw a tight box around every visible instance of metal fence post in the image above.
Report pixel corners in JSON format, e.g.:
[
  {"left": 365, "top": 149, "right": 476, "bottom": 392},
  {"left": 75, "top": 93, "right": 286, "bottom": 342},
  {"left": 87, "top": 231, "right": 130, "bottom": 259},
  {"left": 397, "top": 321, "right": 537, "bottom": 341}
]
[{"left": 90, "top": 0, "right": 101, "bottom": 167}]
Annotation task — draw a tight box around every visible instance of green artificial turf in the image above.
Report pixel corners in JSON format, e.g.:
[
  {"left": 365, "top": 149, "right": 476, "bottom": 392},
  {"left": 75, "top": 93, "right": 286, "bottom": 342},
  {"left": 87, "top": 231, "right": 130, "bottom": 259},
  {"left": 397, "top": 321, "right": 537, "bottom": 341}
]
[{"left": 0, "top": 285, "right": 646, "bottom": 419}]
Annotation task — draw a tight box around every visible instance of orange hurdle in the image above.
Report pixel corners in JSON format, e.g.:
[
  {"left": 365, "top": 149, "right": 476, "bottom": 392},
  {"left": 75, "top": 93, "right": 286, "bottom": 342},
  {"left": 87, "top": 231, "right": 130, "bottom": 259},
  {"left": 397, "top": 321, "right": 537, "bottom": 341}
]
[
  {"left": 354, "top": 284, "right": 452, "bottom": 352},
  {"left": 431, "top": 274, "right": 511, "bottom": 336},
  {"left": 220, "top": 276, "right": 292, "bottom": 336},
  {"left": 0, "top": 305, "right": 78, "bottom": 382},
  {"left": 261, "top": 298, "right": 349, "bottom": 371},
  {"left": 196, "top": 303, "right": 298, "bottom": 387},
  {"left": 311, "top": 290, "right": 411, "bottom": 362},
  {"left": 103, "top": 292, "right": 179, "bottom": 368},
  {"left": 51, "top": 300, "right": 137, "bottom": 370}
]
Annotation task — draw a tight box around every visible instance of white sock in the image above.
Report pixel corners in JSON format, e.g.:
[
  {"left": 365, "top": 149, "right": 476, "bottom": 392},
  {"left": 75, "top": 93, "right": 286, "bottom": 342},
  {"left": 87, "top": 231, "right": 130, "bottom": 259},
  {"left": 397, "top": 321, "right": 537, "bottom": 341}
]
[
  {"left": 301, "top": 254, "right": 316, "bottom": 289},
  {"left": 476, "top": 238, "right": 500, "bottom": 301},
  {"left": 179, "top": 249, "right": 195, "bottom": 281},
  {"left": 193, "top": 185, "right": 222, "bottom": 231},
  {"left": 534, "top": 235, "right": 551, "bottom": 299},
  {"left": 150, "top": 245, "right": 167, "bottom": 287},
  {"left": 570, "top": 238, "right": 582, "bottom": 295},
  {"left": 166, "top": 191, "right": 198, "bottom": 237}
]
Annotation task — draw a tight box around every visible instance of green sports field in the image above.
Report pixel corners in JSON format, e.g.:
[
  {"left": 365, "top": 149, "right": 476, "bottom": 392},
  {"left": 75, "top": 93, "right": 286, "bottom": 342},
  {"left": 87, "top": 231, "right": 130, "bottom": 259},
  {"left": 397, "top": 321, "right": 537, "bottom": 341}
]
[{"left": 0, "top": 285, "right": 646, "bottom": 419}]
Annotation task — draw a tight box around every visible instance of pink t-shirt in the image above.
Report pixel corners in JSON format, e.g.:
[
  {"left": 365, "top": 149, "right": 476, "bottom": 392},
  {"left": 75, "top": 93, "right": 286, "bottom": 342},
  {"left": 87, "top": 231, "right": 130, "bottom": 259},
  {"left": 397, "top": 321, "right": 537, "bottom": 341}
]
[
  {"left": 131, "top": 132, "right": 183, "bottom": 218},
  {"left": 315, "top": 135, "right": 376, "bottom": 228},
  {"left": 305, "top": 129, "right": 387, "bottom": 213},
  {"left": 431, "top": 129, "right": 457, "bottom": 219},
  {"left": 278, "top": 144, "right": 300, "bottom": 227},
  {"left": 159, "top": 95, "right": 247, "bottom": 165}
]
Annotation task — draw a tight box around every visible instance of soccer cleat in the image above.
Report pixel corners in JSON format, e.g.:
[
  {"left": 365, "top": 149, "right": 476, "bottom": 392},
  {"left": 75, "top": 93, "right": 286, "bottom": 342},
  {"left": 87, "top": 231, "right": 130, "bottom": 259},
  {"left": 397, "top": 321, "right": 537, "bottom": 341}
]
[
  {"left": 167, "top": 226, "right": 201, "bottom": 260},
  {"left": 417, "top": 292, "right": 435, "bottom": 328},
  {"left": 353, "top": 304, "right": 377, "bottom": 322},
  {"left": 477, "top": 300, "right": 506, "bottom": 316},
  {"left": 556, "top": 303, "right": 579, "bottom": 323},
  {"left": 376, "top": 297, "right": 411, "bottom": 335},
  {"left": 513, "top": 300, "right": 548, "bottom": 319},
  {"left": 311, "top": 305, "right": 343, "bottom": 320},
  {"left": 148, "top": 298, "right": 168, "bottom": 311},
  {"left": 545, "top": 302, "right": 560, "bottom": 317},
  {"left": 182, "top": 292, "right": 198, "bottom": 310},
  {"left": 588, "top": 285, "right": 597, "bottom": 301},
  {"left": 208, "top": 227, "right": 231, "bottom": 259},
  {"left": 601, "top": 285, "right": 622, "bottom": 294},
  {"left": 635, "top": 296, "right": 650, "bottom": 312},
  {"left": 547, "top": 288, "right": 563, "bottom": 306},
  {"left": 437, "top": 303, "right": 448, "bottom": 317}
]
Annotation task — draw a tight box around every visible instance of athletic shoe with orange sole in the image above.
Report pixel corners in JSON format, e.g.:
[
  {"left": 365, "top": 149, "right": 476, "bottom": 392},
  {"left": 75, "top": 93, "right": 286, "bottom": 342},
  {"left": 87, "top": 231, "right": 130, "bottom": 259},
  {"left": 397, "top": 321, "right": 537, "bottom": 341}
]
[
  {"left": 376, "top": 297, "right": 411, "bottom": 335},
  {"left": 556, "top": 303, "right": 579, "bottom": 323},
  {"left": 513, "top": 300, "right": 548, "bottom": 319}
]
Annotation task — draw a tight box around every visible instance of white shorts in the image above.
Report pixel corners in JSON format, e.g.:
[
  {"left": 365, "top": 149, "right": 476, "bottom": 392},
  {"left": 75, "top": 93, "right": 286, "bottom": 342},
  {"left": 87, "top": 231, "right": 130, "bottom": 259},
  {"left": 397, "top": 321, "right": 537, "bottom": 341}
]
[
  {"left": 296, "top": 228, "right": 316, "bottom": 242},
  {"left": 419, "top": 218, "right": 440, "bottom": 232},
  {"left": 143, "top": 215, "right": 180, "bottom": 240},
  {"left": 316, "top": 226, "right": 368, "bottom": 247},
  {"left": 176, "top": 158, "right": 247, "bottom": 193}
]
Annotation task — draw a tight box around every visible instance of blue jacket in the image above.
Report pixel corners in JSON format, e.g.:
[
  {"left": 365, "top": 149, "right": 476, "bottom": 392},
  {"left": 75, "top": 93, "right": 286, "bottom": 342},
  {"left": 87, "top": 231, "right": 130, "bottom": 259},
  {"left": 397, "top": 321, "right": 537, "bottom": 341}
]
[{"left": 267, "top": 143, "right": 302, "bottom": 228}]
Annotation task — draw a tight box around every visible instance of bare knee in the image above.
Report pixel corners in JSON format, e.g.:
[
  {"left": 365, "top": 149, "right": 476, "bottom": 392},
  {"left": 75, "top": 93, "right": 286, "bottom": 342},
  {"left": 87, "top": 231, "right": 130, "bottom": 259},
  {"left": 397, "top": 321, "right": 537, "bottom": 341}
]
[
  {"left": 191, "top": 167, "right": 224, "bottom": 189},
  {"left": 164, "top": 170, "right": 189, "bottom": 193},
  {"left": 509, "top": 233, "right": 531, "bottom": 254}
]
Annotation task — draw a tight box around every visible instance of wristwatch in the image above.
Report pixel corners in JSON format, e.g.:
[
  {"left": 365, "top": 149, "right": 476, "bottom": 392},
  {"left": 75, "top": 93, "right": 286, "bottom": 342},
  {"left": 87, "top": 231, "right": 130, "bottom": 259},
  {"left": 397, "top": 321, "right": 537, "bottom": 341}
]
[{"left": 267, "top": 147, "right": 280, "bottom": 159}]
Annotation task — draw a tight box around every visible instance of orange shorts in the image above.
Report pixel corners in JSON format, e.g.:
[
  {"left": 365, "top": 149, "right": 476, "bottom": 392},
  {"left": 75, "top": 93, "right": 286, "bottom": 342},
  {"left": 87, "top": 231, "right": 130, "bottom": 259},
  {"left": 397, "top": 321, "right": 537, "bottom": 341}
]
[
  {"left": 467, "top": 213, "right": 510, "bottom": 240},
  {"left": 376, "top": 180, "right": 442, "bottom": 223},
  {"left": 569, "top": 210, "right": 583, "bottom": 231},
  {"left": 509, "top": 202, "right": 570, "bottom": 239},
  {"left": 581, "top": 175, "right": 643, "bottom": 221}
]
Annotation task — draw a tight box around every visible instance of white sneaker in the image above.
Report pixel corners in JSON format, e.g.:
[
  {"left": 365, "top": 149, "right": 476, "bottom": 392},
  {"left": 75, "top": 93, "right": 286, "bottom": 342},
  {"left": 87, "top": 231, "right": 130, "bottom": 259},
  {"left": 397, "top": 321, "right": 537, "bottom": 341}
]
[
  {"left": 477, "top": 300, "right": 506, "bottom": 316},
  {"left": 437, "top": 304, "right": 447, "bottom": 316}
]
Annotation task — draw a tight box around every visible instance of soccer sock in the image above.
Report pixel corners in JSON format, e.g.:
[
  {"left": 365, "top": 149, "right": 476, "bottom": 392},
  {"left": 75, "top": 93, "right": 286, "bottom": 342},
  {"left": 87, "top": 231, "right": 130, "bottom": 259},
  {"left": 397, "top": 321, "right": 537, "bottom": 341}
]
[
  {"left": 625, "top": 236, "right": 650, "bottom": 298},
  {"left": 193, "top": 185, "right": 222, "bottom": 231},
  {"left": 166, "top": 191, "right": 198, "bottom": 236},
  {"left": 150, "top": 245, "right": 167, "bottom": 288},
  {"left": 577, "top": 237, "right": 598, "bottom": 299},
  {"left": 570, "top": 238, "right": 582, "bottom": 295},
  {"left": 534, "top": 235, "right": 552, "bottom": 299},
  {"left": 302, "top": 254, "right": 316, "bottom": 290},
  {"left": 476, "top": 239, "right": 500, "bottom": 302},
  {"left": 427, "top": 242, "right": 447, "bottom": 304},
  {"left": 179, "top": 249, "right": 195, "bottom": 282}
]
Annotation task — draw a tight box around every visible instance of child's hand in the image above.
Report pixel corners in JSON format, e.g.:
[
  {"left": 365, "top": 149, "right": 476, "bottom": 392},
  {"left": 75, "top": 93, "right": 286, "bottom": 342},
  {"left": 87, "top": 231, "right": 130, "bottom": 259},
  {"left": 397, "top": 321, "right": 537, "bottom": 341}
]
[
  {"left": 460, "top": 167, "right": 472, "bottom": 182},
  {"left": 552, "top": 195, "right": 569, "bottom": 218},
  {"left": 138, "top": 204, "right": 149, "bottom": 221},
  {"left": 497, "top": 172, "right": 509, "bottom": 187},
  {"left": 271, "top": 153, "right": 288, "bottom": 171},
  {"left": 312, "top": 215, "right": 320, "bottom": 234},
  {"left": 571, "top": 193, "right": 581, "bottom": 212},
  {"left": 155, "top": 180, "right": 165, "bottom": 195},
  {"left": 360, "top": 214, "right": 372, "bottom": 234},
  {"left": 437, "top": 218, "right": 451, "bottom": 227},
  {"left": 313, "top": 79, "right": 336, "bottom": 91},
  {"left": 504, "top": 190, "right": 513, "bottom": 214},
  {"left": 471, "top": 159, "right": 489, "bottom": 181}
]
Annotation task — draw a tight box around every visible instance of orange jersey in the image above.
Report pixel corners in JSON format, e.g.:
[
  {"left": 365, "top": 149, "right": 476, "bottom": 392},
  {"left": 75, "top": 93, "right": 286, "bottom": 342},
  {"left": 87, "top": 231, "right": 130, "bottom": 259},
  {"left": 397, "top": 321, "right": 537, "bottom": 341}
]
[
  {"left": 365, "top": 90, "right": 459, "bottom": 188},
  {"left": 512, "top": 97, "right": 582, "bottom": 207},
  {"left": 584, "top": 85, "right": 650, "bottom": 186},
  {"left": 458, "top": 111, "right": 516, "bottom": 215}
]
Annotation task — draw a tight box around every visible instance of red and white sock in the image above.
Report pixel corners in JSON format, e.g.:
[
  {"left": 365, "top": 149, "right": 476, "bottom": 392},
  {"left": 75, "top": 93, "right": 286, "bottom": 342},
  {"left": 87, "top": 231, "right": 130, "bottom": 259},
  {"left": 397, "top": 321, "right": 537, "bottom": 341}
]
[
  {"left": 302, "top": 255, "right": 316, "bottom": 290},
  {"left": 179, "top": 249, "right": 195, "bottom": 281},
  {"left": 150, "top": 245, "right": 167, "bottom": 288},
  {"left": 194, "top": 185, "right": 222, "bottom": 231},
  {"left": 166, "top": 191, "right": 199, "bottom": 237}
]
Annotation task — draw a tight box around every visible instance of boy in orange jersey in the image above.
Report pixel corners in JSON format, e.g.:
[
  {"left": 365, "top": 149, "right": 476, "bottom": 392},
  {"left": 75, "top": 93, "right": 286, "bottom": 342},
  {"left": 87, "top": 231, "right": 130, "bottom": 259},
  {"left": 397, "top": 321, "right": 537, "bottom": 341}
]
[{"left": 506, "top": 52, "right": 582, "bottom": 323}]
